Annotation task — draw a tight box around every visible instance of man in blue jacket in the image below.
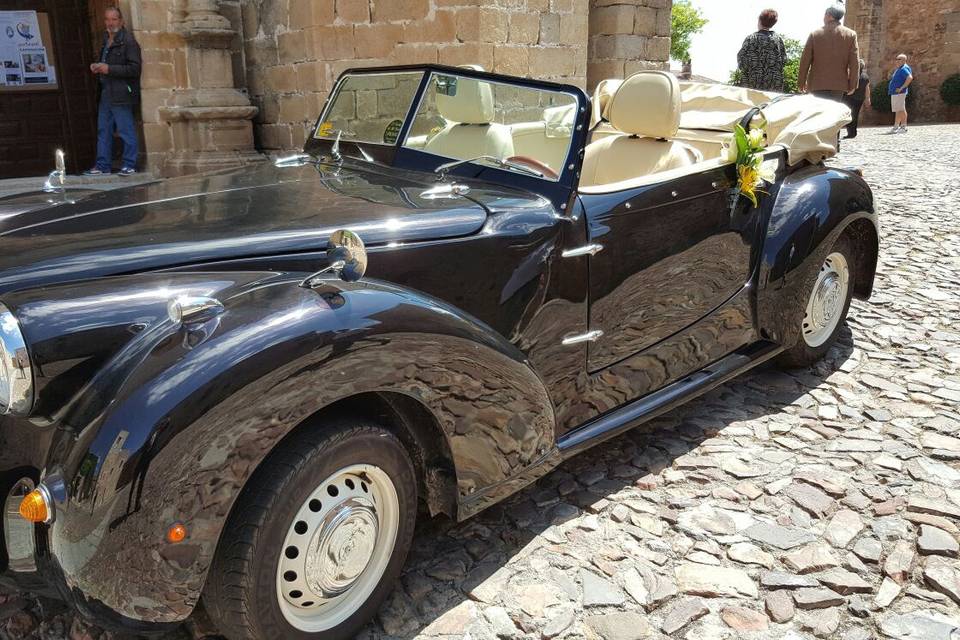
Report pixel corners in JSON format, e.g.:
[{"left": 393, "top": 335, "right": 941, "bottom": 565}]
[
  {"left": 888, "top": 53, "right": 913, "bottom": 134},
  {"left": 84, "top": 6, "right": 141, "bottom": 176}
]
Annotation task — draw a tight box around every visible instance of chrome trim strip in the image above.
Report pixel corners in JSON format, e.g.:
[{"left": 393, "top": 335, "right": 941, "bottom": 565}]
[
  {"left": 0, "top": 302, "right": 34, "bottom": 416},
  {"left": 561, "top": 329, "right": 604, "bottom": 346},
  {"left": 4, "top": 478, "right": 38, "bottom": 571},
  {"left": 561, "top": 243, "right": 603, "bottom": 258},
  {"left": 36, "top": 483, "right": 54, "bottom": 525},
  {"left": 420, "top": 183, "right": 471, "bottom": 199}
]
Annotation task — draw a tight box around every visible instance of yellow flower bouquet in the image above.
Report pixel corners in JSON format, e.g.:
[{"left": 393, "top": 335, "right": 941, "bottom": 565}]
[{"left": 729, "top": 120, "right": 774, "bottom": 208}]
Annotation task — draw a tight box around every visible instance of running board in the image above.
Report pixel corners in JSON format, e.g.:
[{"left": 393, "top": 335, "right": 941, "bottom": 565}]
[{"left": 557, "top": 341, "right": 783, "bottom": 455}]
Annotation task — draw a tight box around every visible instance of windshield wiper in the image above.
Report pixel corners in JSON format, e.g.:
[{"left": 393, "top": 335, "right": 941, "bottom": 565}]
[{"left": 434, "top": 155, "right": 544, "bottom": 180}]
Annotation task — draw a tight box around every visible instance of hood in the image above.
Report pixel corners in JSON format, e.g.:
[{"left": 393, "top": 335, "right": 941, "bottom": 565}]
[
  {"left": 0, "top": 188, "right": 105, "bottom": 221},
  {"left": 0, "top": 161, "right": 494, "bottom": 294}
]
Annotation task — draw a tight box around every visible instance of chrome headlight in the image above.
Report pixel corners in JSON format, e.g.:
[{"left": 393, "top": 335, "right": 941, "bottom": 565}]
[{"left": 0, "top": 303, "right": 33, "bottom": 415}]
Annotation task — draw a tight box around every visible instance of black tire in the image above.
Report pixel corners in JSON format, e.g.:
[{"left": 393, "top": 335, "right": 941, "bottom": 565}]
[
  {"left": 777, "top": 234, "right": 855, "bottom": 368},
  {"left": 203, "top": 420, "right": 417, "bottom": 640}
]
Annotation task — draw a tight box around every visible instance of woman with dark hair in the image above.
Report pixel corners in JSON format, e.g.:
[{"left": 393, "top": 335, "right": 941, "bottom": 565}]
[
  {"left": 842, "top": 59, "right": 871, "bottom": 138},
  {"left": 737, "top": 9, "right": 787, "bottom": 92}
]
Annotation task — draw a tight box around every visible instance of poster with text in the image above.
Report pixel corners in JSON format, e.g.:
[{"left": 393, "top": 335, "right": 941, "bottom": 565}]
[
  {"left": 20, "top": 46, "right": 50, "bottom": 83},
  {"left": 0, "top": 11, "right": 55, "bottom": 88},
  {"left": 0, "top": 11, "right": 40, "bottom": 47}
]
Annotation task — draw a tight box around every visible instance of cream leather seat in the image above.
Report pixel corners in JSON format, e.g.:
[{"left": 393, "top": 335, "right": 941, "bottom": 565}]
[
  {"left": 424, "top": 75, "right": 514, "bottom": 161},
  {"left": 590, "top": 78, "right": 622, "bottom": 128},
  {"left": 510, "top": 102, "right": 577, "bottom": 172},
  {"left": 580, "top": 71, "right": 701, "bottom": 187}
]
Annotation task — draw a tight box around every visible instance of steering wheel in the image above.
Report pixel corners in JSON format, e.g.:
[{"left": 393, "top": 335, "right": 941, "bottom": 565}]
[{"left": 506, "top": 155, "right": 559, "bottom": 180}]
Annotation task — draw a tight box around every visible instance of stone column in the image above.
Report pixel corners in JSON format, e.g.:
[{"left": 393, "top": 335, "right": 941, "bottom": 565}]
[
  {"left": 158, "top": 0, "right": 262, "bottom": 176},
  {"left": 587, "top": 0, "right": 672, "bottom": 92}
]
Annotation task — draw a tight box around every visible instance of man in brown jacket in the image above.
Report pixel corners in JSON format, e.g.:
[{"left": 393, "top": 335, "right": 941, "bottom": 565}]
[{"left": 797, "top": 6, "right": 860, "bottom": 101}]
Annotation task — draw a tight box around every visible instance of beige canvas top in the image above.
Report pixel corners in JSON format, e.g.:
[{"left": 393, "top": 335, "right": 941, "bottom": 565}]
[{"left": 677, "top": 81, "right": 853, "bottom": 165}]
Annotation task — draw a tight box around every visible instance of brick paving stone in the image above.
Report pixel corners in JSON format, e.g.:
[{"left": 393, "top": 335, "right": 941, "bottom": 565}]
[
  {"left": 720, "top": 605, "right": 769, "bottom": 631},
  {"left": 4, "top": 126, "right": 960, "bottom": 640},
  {"left": 918, "top": 525, "right": 960, "bottom": 557},
  {"left": 884, "top": 540, "right": 917, "bottom": 584},
  {"left": 765, "top": 590, "right": 795, "bottom": 622},
  {"left": 874, "top": 577, "right": 902, "bottom": 608},
  {"left": 661, "top": 598, "right": 709, "bottom": 634}
]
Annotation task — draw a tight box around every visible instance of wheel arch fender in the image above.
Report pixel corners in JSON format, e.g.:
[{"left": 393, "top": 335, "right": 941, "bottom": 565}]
[
  {"left": 40, "top": 273, "right": 554, "bottom": 625},
  {"left": 756, "top": 164, "right": 878, "bottom": 347}
]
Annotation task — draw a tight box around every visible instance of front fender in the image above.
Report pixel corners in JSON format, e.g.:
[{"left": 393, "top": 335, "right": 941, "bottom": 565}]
[
  {"left": 15, "top": 271, "right": 553, "bottom": 625},
  {"left": 756, "top": 164, "right": 877, "bottom": 347}
]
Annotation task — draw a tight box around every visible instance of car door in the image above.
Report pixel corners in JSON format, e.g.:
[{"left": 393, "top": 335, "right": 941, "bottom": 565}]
[{"left": 581, "top": 162, "right": 762, "bottom": 373}]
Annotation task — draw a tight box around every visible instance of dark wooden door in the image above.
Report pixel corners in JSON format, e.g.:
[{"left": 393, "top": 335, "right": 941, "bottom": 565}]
[{"left": 0, "top": 0, "right": 97, "bottom": 178}]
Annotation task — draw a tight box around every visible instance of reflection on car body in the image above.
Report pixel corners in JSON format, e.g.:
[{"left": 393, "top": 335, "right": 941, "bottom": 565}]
[{"left": 0, "top": 63, "right": 877, "bottom": 639}]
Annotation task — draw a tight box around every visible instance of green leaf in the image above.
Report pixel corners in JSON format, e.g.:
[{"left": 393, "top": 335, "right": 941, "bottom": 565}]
[{"left": 734, "top": 125, "right": 748, "bottom": 156}]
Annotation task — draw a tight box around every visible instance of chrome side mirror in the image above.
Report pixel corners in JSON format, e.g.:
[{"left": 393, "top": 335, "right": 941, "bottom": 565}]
[
  {"left": 299, "top": 229, "right": 367, "bottom": 288},
  {"left": 326, "top": 229, "right": 367, "bottom": 282},
  {"left": 42, "top": 149, "right": 66, "bottom": 194}
]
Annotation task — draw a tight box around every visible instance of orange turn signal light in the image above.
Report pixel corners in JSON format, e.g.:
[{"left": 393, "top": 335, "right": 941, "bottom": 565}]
[
  {"left": 18, "top": 489, "right": 50, "bottom": 524},
  {"left": 166, "top": 523, "right": 187, "bottom": 544}
]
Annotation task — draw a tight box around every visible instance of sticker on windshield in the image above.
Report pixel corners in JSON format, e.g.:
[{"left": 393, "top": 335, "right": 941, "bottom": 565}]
[
  {"left": 435, "top": 75, "right": 458, "bottom": 96},
  {"left": 383, "top": 119, "right": 403, "bottom": 144},
  {"left": 316, "top": 121, "right": 334, "bottom": 137}
]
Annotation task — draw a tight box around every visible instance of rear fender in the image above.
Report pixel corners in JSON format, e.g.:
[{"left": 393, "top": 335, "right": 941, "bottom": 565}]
[
  {"left": 13, "top": 272, "right": 553, "bottom": 624},
  {"left": 756, "top": 164, "right": 878, "bottom": 347}
]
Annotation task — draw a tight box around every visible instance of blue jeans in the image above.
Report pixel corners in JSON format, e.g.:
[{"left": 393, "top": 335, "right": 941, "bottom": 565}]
[{"left": 96, "top": 94, "right": 138, "bottom": 171}]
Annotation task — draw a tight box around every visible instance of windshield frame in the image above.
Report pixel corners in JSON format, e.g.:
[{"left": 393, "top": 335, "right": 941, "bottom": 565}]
[
  {"left": 399, "top": 70, "right": 582, "bottom": 184},
  {"left": 302, "top": 65, "right": 591, "bottom": 194}
]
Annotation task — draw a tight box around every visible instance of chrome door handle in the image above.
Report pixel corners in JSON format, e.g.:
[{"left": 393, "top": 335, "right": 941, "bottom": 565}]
[
  {"left": 561, "top": 243, "right": 603, "bottom": 258},
  {"left": 562, "top": 330, "right": 604, "bottom": 345}
]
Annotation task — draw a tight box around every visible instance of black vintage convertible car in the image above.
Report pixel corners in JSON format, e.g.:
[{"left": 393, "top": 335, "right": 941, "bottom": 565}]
[{"left": 1, "top": 65, "right": 877, "bottom": 639}]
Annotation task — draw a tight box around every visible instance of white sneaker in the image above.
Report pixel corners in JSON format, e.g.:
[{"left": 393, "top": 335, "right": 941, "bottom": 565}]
[
  {"left": 888, "top": 126, "right": 901, "bottom": 134},
  {"left": 897, "top": 127, "right": 908, "bottom": 133}
]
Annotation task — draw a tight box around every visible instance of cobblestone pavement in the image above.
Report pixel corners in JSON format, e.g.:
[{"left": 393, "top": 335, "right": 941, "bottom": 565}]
[{"left": 2, "top": 124, "right": 959, "bottom": 640}]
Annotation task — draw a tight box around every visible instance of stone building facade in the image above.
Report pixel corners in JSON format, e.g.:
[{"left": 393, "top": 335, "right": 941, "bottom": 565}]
[
  {"left": 123, "top": 0, "right": 671, "bottom": 176},
  {"left": 844, "top": 0, "right": 960, "bottom": 124}
]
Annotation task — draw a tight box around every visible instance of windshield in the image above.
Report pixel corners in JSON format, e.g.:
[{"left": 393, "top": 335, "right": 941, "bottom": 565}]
[
  {"left": 314, "top": 71, "right": 424, "bottom": 145},
  {"left": 403, "top": 72, "right": 577, "bottom": 181},
  {"left": 312, "top": 69, "right": 580, "bottom": 182}
]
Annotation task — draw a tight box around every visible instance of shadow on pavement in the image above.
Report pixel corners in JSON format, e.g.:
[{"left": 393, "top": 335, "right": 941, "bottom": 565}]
[{"left": 363, "top": 327, "right": 855, "bottom": 638}]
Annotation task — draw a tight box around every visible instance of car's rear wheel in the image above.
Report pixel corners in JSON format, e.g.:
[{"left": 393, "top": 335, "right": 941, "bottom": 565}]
[
  {"left": 777, "top": 235, "right": 854, "bottom": 368},
  {"left": 204, "top": 421, "right": 417, "bottom": 640}
]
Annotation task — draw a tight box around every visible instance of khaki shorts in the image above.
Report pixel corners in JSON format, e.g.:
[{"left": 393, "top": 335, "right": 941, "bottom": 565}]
[{"left": 891, "top": 93, "right": 907, "bottom": 112}]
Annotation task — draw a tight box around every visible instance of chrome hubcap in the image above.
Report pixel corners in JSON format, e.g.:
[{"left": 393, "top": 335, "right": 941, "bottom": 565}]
[
  {"left": 276, "top": 464, "right": 399, "bottom": 632},
  {"left": 305, "top": 499, "right": 378, "bottom": 597},
  {"left": 802, "top": 251, "right": 850, "bottom": 347}
]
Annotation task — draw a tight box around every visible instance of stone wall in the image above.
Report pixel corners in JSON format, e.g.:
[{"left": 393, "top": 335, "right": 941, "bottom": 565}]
[
  {"left": 130, "top": 0, "right": 260, "bottom": 175},
  {"left": 128, "top": 0, "right": 186, "bottom": 172},
  {"left": 845, "top": 0, "right": 960, "bottom": 124},
  {"left": 240, "top": 0, "right": 593, "bottom": 154},
  {"left": 122, "top": 0, "right": 670, "bottom": 175},
  {"left": 587, "top": 0, "right": 670, "bottom": 91}
]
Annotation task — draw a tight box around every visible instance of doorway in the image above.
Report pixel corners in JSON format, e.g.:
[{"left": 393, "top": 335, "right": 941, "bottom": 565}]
[{"left": 0, "top": 0, "right": 97, "bottom": 177}]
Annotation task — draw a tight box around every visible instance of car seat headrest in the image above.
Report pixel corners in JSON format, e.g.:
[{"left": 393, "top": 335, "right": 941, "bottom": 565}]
[{"left": 606, "top": 71, "right": 681, "bottom": 139}]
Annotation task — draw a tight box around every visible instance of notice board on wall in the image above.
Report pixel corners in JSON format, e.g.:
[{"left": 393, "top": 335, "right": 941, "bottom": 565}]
[{"left": 0, "top": 10, "right": 59, "bottom": 91}]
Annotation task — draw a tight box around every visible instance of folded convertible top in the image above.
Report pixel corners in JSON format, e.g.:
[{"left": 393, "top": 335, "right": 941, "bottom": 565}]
[{"left": 677, "top": 81, "right": 853, "bottom": 165}]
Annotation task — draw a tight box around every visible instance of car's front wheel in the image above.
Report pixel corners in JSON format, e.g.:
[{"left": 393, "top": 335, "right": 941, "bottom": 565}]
[
  {"left": 777, "top": 235, "right": 855, "bottom": 368},
  {"left": 204, "top": 421, "right": 417, "bottom": 640}
]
